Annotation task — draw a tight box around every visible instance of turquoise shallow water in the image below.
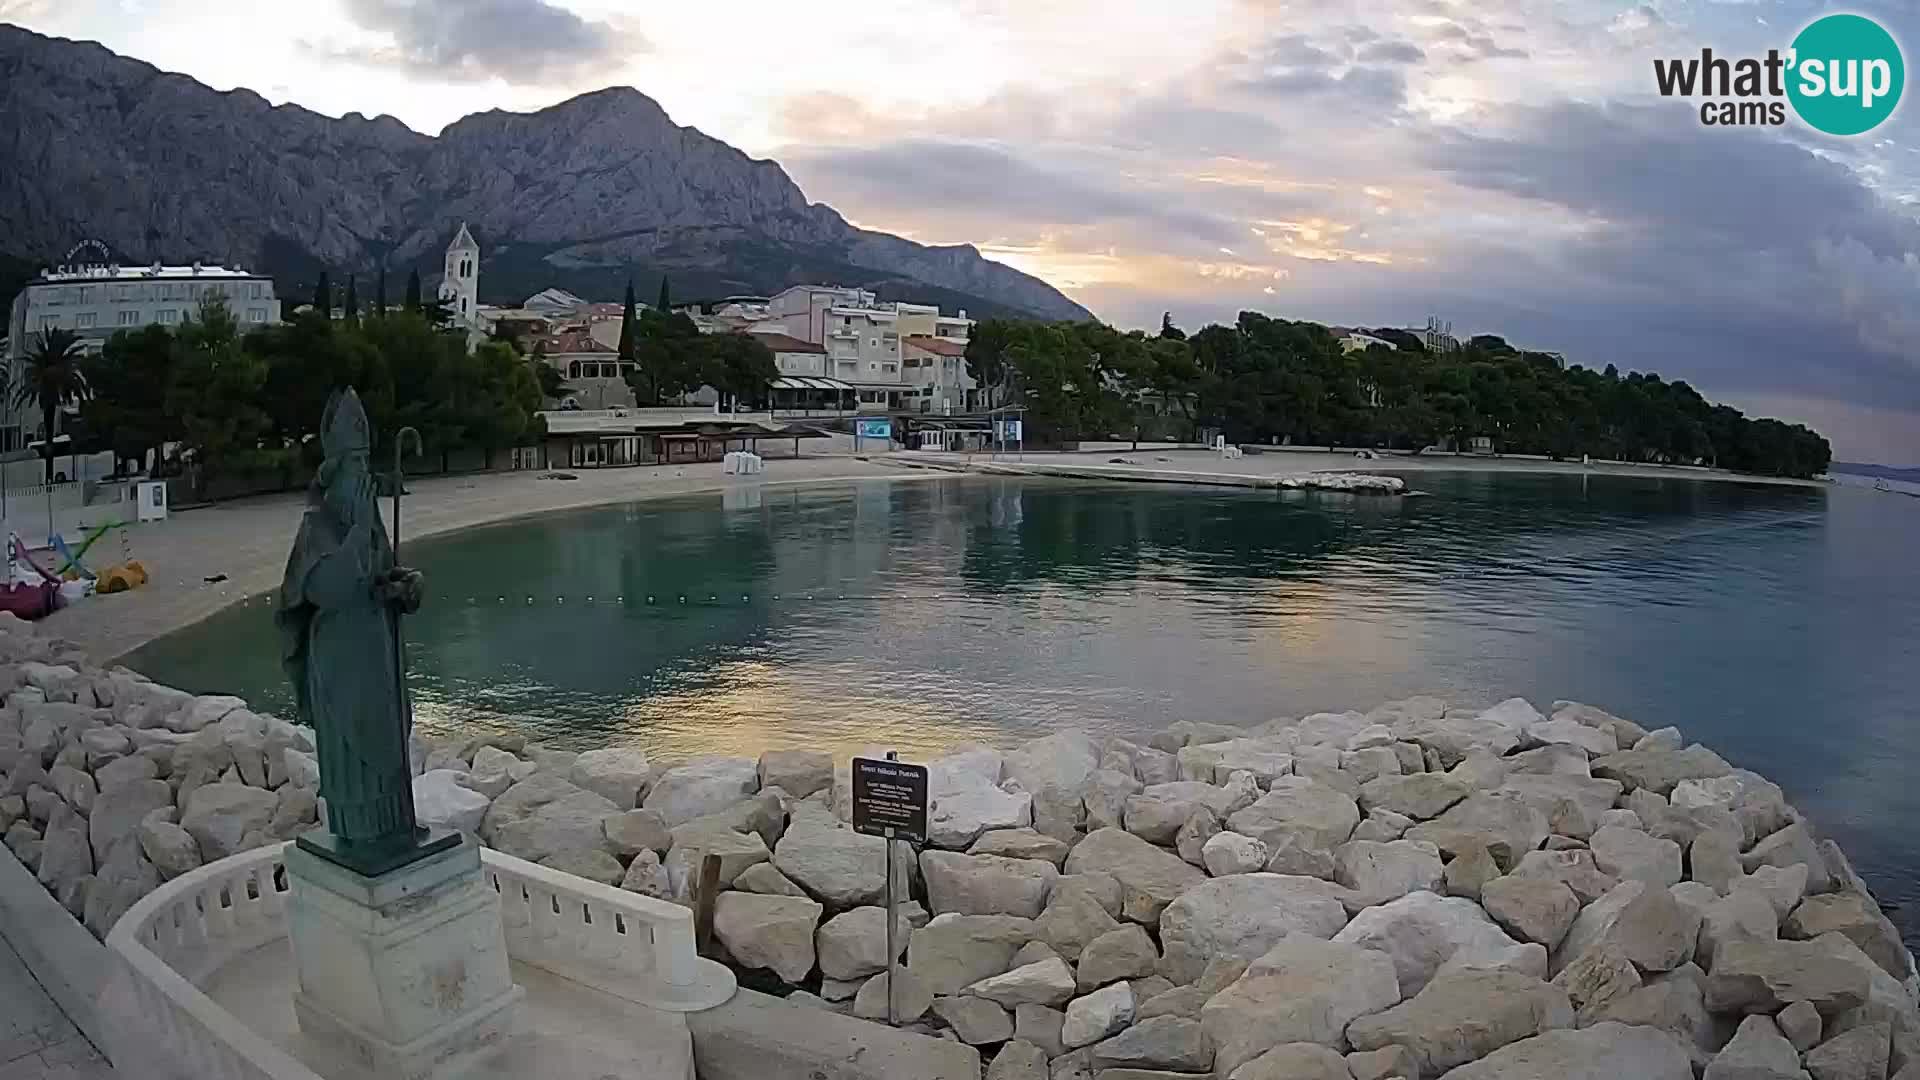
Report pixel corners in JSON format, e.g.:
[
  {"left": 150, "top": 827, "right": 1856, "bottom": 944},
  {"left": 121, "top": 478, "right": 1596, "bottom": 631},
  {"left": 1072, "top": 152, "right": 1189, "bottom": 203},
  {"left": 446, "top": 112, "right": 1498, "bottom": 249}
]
[{"left": 128, "top": 472, "right": 1920, "bottom": 937}]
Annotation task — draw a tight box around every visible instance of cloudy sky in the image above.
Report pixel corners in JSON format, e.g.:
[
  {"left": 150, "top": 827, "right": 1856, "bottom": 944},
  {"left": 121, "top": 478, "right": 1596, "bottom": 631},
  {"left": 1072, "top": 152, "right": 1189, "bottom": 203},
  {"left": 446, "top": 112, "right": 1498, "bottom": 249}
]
[{"left": 6, "top": 0, "right": 1918, "bottom": 462}]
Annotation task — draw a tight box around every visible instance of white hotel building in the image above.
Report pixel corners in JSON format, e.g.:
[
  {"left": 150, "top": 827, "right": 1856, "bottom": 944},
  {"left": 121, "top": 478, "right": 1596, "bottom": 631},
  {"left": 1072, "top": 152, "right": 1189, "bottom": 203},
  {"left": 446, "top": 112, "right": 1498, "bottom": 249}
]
[
  {"left": 757, "top": 285, "right": 977, "bottom": 413},
  {"left": 4, "top": 261, "right": 282, "bottom": 450}
]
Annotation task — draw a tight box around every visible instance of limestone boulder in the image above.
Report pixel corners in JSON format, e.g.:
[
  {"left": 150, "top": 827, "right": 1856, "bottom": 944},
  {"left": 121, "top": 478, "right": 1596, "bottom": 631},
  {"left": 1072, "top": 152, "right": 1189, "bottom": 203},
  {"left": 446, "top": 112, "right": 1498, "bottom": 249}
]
[
  {"left": 970, "top": 828, "right": 1072, "bottom": 867},
  {"left": 1512, "top": 848, "right": 1618, "bottom": 904},
  {"left": 1063, "top": 828, "right": 1207, "bottom": 924},
  {"left": 664, "top": 821, "right": 771, "bottom": 889},
  {"left": 965, "top": 957, "right": 1077, "bottom": 1008},
  {"left": 1588, "top": 963, "right": 1719, "bottom": 1067},
  {"left": 88, "top": 778, "right": 173, "bottom": 864},
  {"left": 1704, "top": 1014, "right": 1809, "bottom": 1080},
  {"left": 619, "top": 850, "right": 673, "bottom": 900},
  {"left": 1352, "top": 807, "right": 1414, "bottom": 844},
  {"left": 1347, "top": 1046, "right": 1420, "bottom": 1080},
  {"left": 137, "top": 817, "right": 200, "bottom": 880},
  {"left": 1706, "top": 938, "right": 1873, "bottom": 1016},
  {"left": 1693, "top": 830, "right": 1745, "bottom": 895},
  {"left": 930, "top": 995, "right": 1013, "bottom": 1045},
  {"left": 1228, "top": 1042, "right": 1354, "bottom": 1080},
  {"left": 539, "top": 849, "right": 624, "bottom": 885},
  {"left": 1786, "top": 893, "right": 1911, "bottom": 982},
  {"left": 1085, "top": 1015, "right": 1211, "bottom": 1073},
  {"left": 1496, "top": 773, "right": 1625, "bottom": 826},
  {"left": 35, "top": 803, "right": 91, "bottom": 893},
  {"left": 1158, "top": 873, "right": 1351, "bottom": 984},
  {"left": 602, "top": 809, "right": 671, "bottom": 857},
  {"left": 1746, "top": 823, "right": 1834, "bottom": 895},
  {"left": 815, "top": 905, "right": 913, "bottom": 981},
  {"left": 1174, "top": 806, "right": 1223, "bottom": 867},
  {"left": 1033, "top": 885, "right": 1121, "bottom": 961},
  {"left": 920, "top": 851, "right": 1058, "bottom": 918},
  {"left": 713, "top": 891, "right": 822, "bottom": 984},
  {"left": 1199, "top": 937, "right": 1400, "bottom": 1075},
  {"left": 772, "top": 812, "right": 908, "bottom": 908},
  {"left": 1357, "top": 772, "right": 1471, "bottom": 821},
  {"left": 1177, "top": 736, "right": 1295, "bottom": 786},
  {"left": 643, "top": 756, "right": 758, "bottom": 827},
  {"left": 1334, "top": 838, "right": 1445, "bottom": 906},
  {"left": 1404, "top": 791, "right": 1549, "bottom": 870},
  {"left": 1589, "top": 825, "right": 1683, "bottom": 886},
  {"left": 463, "top": 745, "right": 518, "bottom": 799},
  {"left": 1347, "top": 969, "right": 1575, "bottom": 1076},
  {"left": 1125, "top": 781, "right": 1245, "bottom": 844},
  {"left": 1551, "top": 939, "right": 1643, "bottom": 1021},
  {"left": 1673, "top": 771, "right": 1791, "bottom": 847},
  {"left": 1591, "top": 744, "right": 1733, "bottom": 795},
  {"left": 757, "top": 749, "right": 833, "bottom": 798},
  {"left": 412, "top": 769, "right": 490, "bottom": 836},
  {"left": 1082, "top": 768, "right": 1142, "bottom": 832},
  {"left": 1779, "top": 1000, "right": 1825, "bottom": 1052},
  {"left": 1077, "top": 924, "right": 1159, "bottom": 991},
  {"left": 852, "top": 969, "right": 932, "bottom": 1023},
  {"left": 1202, "top": 831, "right": 1270, "bottom": 877},
  {"left": 1556, "top": 879, "right": 1703, "bottom": 977},
  {"left": 1331, "top": 889, "right": 1526, "bottom": 995},
  {"left": 1482, "top": 875, "right": 1581, "bottom": 949},
  {"left": 1003, "top": 731, "right": 1099, "bottom": 838},
  {"left": 926, "top": 771, "right": 1031, "bottom": 850},
  {"left": 1699, "top": 887, "right": 1781, "bottom": 964},
  {"left": 488, "top": 788, "right": 619, "bottom": 863},
  {"left": 1226, "top": 777, "right": 1359, "bottom": 855},
  {"left": 1061, "top": 982, "right": 1133, "bottom": 1049},
  {"left": 1444, "top": 839, "right": 1503, "bottom": 900},
  {"left": 1805, "top": 1022, "right": 1890, "bottom": 1080},
  {"left": 179, "top": 783, "right": 278, "bottom": 861},
  {"left": 1442, "top": 1022, "right": 1693, "bottom": 1079},
  {"left": 1524, "top": 717, "right": 1617, "bottom": 757},
  {"left": 568, "top": 748, "right": 652, "bottom": 808},
  {"left": 908, "top": 913, "right": 1036, "bottom": 995}
]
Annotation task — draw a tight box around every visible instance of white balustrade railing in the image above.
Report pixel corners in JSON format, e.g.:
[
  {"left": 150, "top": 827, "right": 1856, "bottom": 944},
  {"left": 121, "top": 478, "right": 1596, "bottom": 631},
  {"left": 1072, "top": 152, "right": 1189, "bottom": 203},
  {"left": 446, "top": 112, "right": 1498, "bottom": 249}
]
[
  {"left": 484, "top": 850, "right": 735, "bottom": 1012},
  {"left": 103, "top": 841, "right": 736, "bottom": 1079}
]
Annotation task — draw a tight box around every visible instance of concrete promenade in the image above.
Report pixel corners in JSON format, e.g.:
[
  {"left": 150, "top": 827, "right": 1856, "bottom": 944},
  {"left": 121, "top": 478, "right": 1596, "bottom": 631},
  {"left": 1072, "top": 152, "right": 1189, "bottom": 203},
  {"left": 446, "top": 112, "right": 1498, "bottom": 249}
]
[
  {"left": 38, "top": 455, "right": 913, "bottom": 664},
  {"left": 0, "top": 936, "right": 107, "bottom": 1080}
]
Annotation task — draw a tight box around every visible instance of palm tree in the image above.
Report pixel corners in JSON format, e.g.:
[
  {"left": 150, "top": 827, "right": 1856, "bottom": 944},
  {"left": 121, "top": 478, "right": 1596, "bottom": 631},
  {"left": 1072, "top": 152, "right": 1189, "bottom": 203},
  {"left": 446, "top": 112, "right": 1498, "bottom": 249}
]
[{"left": 13, "top": 329, "right": 92, "bottom": 483}]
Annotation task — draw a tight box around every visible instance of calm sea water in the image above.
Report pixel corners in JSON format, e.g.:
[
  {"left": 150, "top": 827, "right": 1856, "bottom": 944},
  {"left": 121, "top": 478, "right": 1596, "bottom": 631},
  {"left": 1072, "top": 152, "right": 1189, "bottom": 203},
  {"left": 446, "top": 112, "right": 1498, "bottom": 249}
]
[{"left": 128, "top": 473, "right": 1920, "bottom": 934}]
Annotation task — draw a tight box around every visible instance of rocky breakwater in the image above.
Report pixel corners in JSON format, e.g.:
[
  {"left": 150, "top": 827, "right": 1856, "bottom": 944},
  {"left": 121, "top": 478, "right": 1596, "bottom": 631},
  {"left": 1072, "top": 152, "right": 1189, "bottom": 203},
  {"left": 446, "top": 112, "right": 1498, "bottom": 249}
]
[{"left": 2, "top": 613, "right": 1917, "bottom": 1079}]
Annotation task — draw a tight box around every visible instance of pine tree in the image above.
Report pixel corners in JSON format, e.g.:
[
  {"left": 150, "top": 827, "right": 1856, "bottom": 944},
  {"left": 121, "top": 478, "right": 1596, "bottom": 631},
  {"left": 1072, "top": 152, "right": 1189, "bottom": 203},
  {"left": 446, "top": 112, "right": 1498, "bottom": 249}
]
[
  {"left": 405, "top": 269, "right": 422, "bottom": 311},
  {"left": 618, "top": 279, "right": 637, "bottom": 363},
  {"left": 375, "top": 266, "right": 388, "bottom": 316},
  {"left": 314, "top": 271, "right": 332, "bottom": 318},
  {"left": 344, "top": 274, "right": 359, "bottom": 324},
  {"left": 656, "top": 275, "right": 670, "bottom": 312}
]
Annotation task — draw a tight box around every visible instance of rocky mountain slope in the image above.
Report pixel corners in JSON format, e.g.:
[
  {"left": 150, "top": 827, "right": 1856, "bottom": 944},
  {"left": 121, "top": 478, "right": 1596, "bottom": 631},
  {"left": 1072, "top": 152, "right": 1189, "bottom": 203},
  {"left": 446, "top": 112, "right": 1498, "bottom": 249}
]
[{"left": 0, "top": 24, "right": 1090, "bottom": 320}]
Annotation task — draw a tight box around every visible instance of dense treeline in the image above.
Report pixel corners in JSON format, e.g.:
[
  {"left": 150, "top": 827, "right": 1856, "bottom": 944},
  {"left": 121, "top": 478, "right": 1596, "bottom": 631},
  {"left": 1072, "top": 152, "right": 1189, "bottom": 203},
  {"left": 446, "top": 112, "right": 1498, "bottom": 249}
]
[
  {"left": 69, "top": 294, "right": 544, "bottom": 492},
  {"left": 964, "top": 312, "right": 1831, "bottom": 479}
]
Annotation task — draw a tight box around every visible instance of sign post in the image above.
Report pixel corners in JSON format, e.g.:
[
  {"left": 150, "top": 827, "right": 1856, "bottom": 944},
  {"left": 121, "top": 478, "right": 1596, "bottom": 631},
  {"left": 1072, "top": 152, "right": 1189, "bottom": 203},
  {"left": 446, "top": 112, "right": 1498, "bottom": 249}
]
[{"left": 851, "top": 753, "right": 928, "bottom": 1026}]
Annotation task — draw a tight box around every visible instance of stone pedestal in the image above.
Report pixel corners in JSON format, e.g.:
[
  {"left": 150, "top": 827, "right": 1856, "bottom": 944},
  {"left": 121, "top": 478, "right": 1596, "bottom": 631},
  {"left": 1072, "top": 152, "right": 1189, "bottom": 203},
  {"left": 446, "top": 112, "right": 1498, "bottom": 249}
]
[{"left": 286, "top": 834, "right": 523, "bottom": 1080}]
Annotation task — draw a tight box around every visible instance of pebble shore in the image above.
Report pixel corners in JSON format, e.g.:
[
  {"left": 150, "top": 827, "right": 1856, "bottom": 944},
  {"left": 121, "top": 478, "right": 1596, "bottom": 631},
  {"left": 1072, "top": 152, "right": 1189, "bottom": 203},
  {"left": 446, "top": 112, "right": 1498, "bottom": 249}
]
[{"left": 1, "top": 612, "right": 1916, "bottom": 1079}]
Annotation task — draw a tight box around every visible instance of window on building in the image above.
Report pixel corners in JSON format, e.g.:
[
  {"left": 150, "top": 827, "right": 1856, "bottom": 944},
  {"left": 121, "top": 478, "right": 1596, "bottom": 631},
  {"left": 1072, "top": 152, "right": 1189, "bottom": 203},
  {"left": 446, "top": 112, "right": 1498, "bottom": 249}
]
[
  {"left": 461, "top": 298, "right": 469, "bottom": 313},
  {"left": 568, "top": 361, "right": 582, "bottom": 379},
  {"left": 248, "top": 308, "right": 267, "bottom": 323},
  {"left": 78, "top": 287, "right": 95, "bottom": 304},
  {"left": 117, "top": 310, "right": 139, "bottom": 326},
  {"left": 77, "top": 312, "right": 96, "bottom": 328},
  {"left": 250, "top": 283, "right": 264, "bottom": 300},
  {"left": 158, "top": 310, "right": 178, "bottom": 325}
]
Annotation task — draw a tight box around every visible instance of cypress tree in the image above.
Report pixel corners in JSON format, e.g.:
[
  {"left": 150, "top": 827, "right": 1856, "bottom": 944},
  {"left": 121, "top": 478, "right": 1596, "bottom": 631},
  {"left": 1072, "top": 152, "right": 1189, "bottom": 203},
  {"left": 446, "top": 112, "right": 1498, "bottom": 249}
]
[
  {"left": 656, "top": 274, "right": 670, "bottom": 312},
  {"left": 344, "top": 274, "right": 359, "bottom": 323},
  {"left": 314, "top": 271, "right": 332, "bottom": 318},
  {"left": 618, "top": 279, "right": 637, "bottom": 362},
  {"left": 405, "top": 269, "right": 422, "bottom": 311},
  {"left": 375, "top": 266, "right": 388, "bottom": 316}
]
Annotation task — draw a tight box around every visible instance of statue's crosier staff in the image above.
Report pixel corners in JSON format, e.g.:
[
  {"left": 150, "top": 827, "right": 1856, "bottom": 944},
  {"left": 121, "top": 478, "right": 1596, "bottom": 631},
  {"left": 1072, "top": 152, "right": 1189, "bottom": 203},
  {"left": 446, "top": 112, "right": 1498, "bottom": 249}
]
[{"left": 391, "top": 425, "right": 423, "bottom": 825}]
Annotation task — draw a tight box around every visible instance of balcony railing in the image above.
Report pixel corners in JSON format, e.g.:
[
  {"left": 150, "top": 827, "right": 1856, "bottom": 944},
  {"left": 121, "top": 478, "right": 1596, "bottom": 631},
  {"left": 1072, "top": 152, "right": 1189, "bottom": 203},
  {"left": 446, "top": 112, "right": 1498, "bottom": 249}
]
[{"left": 102, "top": 842, "right": 736, "bottom": 1080}]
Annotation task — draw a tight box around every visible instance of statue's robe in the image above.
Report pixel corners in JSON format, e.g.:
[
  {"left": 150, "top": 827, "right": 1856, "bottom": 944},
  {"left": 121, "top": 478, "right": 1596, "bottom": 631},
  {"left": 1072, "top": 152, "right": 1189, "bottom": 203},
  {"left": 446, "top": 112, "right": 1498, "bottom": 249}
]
[{"left": 275, "top": 500, "right": 412, "bottom": 845}]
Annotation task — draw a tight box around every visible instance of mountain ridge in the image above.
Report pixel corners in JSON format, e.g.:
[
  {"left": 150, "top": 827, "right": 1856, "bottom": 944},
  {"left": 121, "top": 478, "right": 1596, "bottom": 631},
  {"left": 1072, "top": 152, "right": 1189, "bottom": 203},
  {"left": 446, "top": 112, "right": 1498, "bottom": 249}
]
[{"left": 0, "top": 24, "right": 1091, "bottom": 320}]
